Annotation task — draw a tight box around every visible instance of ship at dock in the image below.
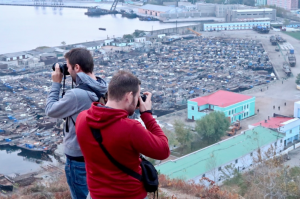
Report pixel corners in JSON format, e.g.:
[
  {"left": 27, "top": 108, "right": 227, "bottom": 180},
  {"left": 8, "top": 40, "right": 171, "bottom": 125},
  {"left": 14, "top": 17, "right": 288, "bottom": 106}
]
[
  {"left": 120, "top": 9, "right": 138, "bottom": 18},
  {"left": 138, "top": 16, "right": 160, "bottom": 21},
  {"left": 85, "top": 6, "right": 118, "bottom": 16}
]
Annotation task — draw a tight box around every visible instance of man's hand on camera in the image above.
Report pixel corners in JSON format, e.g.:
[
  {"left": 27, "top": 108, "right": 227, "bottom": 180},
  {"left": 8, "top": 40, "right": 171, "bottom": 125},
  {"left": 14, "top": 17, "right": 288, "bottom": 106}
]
[
  {"left": 52, "top": 64, "right": 63, "bottom": 83},
  {"left": 138, "top": 92, "right": 152, "bottom": 113}
]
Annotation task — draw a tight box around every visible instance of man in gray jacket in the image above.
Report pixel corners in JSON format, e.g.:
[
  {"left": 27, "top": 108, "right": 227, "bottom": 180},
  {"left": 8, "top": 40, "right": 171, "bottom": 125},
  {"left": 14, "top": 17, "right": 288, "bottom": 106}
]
[{"left": 45, "top": 48, "right": 107, "bottom": 199}]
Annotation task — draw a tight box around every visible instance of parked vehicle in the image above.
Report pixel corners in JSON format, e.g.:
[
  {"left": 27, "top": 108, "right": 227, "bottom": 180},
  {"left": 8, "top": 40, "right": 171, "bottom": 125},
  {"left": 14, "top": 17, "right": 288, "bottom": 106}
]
[{"left": 227, "top": 120, "right": 241, "bottom": 136}]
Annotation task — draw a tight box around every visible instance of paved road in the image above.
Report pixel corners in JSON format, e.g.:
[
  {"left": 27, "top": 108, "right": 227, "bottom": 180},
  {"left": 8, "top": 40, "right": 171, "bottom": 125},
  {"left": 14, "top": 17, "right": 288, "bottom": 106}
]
[{"left": 284, "top": 146, "right": 300, "bottom": 168}]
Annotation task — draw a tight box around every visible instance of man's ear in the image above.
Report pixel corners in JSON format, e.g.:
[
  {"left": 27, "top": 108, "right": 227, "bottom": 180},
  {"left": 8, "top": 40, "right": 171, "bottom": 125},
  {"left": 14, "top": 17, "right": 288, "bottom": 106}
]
[
  {"left": 124, "top": 92, "right": 133, "bottom": 103},
  {"left": 74, "top": 64, "right": 81, "bottom": 72}
]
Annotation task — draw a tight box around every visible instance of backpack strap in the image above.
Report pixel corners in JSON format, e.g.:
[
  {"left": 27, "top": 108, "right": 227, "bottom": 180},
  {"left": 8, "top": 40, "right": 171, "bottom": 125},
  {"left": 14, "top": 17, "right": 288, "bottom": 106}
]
[
  {"left": 70, "top": 116, "right": 76, "bottom": 126},
  {"left": 68, "top": 83, "right": 106, "bottom": 128},
  {"left": 76, "top": 83, "right": 106, "bottom": 102},
  {"left": 90, "top": 128, "right": 143, "bottom": 181}
]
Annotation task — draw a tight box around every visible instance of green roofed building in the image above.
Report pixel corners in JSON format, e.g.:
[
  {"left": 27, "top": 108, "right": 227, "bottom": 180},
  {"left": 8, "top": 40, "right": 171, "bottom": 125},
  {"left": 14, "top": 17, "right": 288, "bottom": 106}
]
[{"left": 155, "top": 126, "right": 284, "bottom": 184}]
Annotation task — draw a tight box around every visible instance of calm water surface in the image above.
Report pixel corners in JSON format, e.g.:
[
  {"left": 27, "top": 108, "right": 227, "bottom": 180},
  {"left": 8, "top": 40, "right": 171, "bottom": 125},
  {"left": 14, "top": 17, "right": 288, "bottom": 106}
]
[
  {"left": 0, "top": 145, "right": 59, "bottom": 175},
  {"left": 0, "top": 4, "right": 196, "bottom": 54},
  {"left": 0, "top": 3, "right": 196, "bottom": 174}
]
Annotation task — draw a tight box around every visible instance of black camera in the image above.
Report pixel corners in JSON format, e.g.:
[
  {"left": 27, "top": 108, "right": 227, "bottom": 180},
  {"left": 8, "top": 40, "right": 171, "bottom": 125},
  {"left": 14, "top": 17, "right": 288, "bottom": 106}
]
[
  {"left": 52, "top": 63, "right": 69, "bottom": 76},
  {"left": 137, "top": 93, "right": 147, "bottom": 107}
]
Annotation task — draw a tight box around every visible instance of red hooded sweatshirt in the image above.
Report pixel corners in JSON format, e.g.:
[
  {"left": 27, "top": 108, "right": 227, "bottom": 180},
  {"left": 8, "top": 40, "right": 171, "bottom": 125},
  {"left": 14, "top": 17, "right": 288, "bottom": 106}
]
[{"left": 76, "top": 102, "right": 170, "bottom": 199}]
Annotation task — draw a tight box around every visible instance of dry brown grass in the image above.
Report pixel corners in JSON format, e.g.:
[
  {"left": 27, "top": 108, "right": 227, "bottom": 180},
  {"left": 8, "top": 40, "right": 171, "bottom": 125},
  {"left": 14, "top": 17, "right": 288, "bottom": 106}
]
[
  {"left": 156, "top": 175, "right": 240, "bottom": 199},
  {"left": 1, "top": 174, "right": 239, "bottom": 199},
  {"left": 0, "top": 174, "right": 71, "bottom": 199}
]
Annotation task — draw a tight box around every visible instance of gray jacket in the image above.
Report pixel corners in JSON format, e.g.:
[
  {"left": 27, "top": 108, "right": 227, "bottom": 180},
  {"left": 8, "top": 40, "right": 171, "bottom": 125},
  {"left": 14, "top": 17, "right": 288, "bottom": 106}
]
[{"left": 45, "top": 72, "right": 107, "bottom": 157}]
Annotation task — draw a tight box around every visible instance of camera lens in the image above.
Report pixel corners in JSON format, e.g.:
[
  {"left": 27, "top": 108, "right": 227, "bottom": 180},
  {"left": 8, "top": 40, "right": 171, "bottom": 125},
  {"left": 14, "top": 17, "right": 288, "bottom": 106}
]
[
  {"left": 137, "top": 93, "right": 147, "bottom": 107},
  {"left": 52, "top": 63, "right": 69, "bottom": 76}
]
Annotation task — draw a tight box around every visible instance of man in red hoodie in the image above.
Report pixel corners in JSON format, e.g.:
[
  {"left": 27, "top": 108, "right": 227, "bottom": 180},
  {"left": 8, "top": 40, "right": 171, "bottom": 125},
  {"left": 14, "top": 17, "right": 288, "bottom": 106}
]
[{"left": 76, "top": 70, "right": 170, "bottom": 199}]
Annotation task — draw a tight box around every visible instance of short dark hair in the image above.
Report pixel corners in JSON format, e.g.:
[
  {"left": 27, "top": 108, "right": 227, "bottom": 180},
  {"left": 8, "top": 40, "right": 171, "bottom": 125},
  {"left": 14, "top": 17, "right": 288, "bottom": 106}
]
[
  {"left": 108, "top": 71, "right": 141, "bottom": 102},
  {"left": 64, "top": 48, "right": 94, "bottom": 73}
]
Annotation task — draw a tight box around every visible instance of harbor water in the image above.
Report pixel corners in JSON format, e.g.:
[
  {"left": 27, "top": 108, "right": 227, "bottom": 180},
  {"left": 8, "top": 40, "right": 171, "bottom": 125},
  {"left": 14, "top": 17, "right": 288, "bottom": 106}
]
[
  {"left": 0, "top": 3, "right": 196, "bottom": 174},
  {"left": 0, "top": 4, "right": 196, "bottom": 54},
  {"left": 0, "top": 145, "right": 60, "bottom": 176}
]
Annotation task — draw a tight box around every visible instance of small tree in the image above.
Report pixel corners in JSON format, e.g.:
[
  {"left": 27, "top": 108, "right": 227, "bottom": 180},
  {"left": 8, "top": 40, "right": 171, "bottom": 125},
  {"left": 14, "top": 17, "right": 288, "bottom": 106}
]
[
  {"left": 162, "top": 127, "right": 179, "bottom": 149},
  {"left": 195, "top": 111, "right": 230, "bottom": 144},
  {"left": 206, "top": 153, "right": 218, "bottom": 182},
  {"left": 296, "top": 73, "right": 300, "bottom": 85},
  {"left": 173, "top": 120, "right": 193, "bottom": 151},
  {"left": 61, "top": 41, "right": 66, "bottom": 46},
  {"left": 132, "top": 30, "right": 145, "bottom": 38},
  {"left": 123, "top": 34, "right": 134, "bottom": 42}
]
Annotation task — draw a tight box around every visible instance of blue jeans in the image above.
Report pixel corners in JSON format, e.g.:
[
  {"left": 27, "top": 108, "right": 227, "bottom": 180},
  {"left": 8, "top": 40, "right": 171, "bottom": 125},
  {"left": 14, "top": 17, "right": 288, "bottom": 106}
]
[
  {"left": 86, "top": 193, "right": 148, "bottom": 199},
  {"left": 65, "top": 157, "right": 89, "bottom": 199}
]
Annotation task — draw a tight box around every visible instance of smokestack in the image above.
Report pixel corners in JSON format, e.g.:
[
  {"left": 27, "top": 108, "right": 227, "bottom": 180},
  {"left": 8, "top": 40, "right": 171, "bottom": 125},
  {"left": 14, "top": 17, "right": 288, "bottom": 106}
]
[{"left": 265, "top": 119, "right": 267, "bottom": 123}]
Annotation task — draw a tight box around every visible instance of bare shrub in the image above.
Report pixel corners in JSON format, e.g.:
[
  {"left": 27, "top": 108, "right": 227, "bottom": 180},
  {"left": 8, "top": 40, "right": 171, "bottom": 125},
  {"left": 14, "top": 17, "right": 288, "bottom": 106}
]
[{"left": 158, "top": 175, "right": 239, "bottom": 199}]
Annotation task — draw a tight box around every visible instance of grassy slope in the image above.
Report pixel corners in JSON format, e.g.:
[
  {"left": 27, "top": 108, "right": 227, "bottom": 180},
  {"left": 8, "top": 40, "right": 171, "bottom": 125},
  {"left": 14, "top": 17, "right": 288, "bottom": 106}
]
[{"left": 283, "top": 32, "right": 300, "bottom": 40}]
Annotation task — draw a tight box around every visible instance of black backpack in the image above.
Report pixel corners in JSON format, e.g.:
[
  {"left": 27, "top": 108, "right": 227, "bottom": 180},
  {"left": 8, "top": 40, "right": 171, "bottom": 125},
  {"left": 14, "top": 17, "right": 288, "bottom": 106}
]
[
  {"left": 90, "top": 128, "right": 159, "bottom": 197},
  {"left": 65, "top": 83, "right": 107, "bottom": 133}
]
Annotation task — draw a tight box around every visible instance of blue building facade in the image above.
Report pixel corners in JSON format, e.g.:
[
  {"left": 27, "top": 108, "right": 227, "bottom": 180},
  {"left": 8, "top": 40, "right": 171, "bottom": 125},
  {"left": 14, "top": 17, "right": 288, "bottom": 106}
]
[
  {"left": 188, "top": 91, "right": 255, "bottom": 123},
  {"left": 203, "top": 21, "right": 270, "bottom": 31}
]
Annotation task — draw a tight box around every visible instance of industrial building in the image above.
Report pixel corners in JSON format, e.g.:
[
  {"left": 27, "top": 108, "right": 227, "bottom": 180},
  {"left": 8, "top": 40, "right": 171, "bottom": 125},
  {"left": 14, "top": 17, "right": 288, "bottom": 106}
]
[
  {"left": 155, "top": 126, "right": 284, "bottom": 184},
  {"left": 195, "top": 4, "right": 275, "bottom": 21},
  {"left": 196, "top": 3, "right": 250, "bottom": 18},
  {"left": 146, "top": 3, "right": 276, "bottom": 23},
  {"left": 138, "top": 4, "right": 173, "bottom": 17},
  {"left": 256, "top": 0, "right": 267, "bottom": 6},
  {"left": 226, "top": 8, "right": 276, "bottom": 22},
  {"left": 249, "top": 115, "right": 300, "bottom": 148},
  {"left": 203, "top": 21, "right": 270, "bottom": 31},
  {"left": 187, "top": 90, "right": 255, "bottom": 123},
  {"left": 267, "top": 0, "right": 298, "bottom": 10}
]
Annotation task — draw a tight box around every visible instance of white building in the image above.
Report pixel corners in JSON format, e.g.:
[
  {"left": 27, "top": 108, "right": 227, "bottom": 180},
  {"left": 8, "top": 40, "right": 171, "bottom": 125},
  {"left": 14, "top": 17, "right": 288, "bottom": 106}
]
[
  {"left": 294, "top": 101, "right": 300, "bottom": 117},
  {"left": 134, "top": 37, "right": 146, "bottom": 43},
  {"left": 157, "top": 34, "right": 166, "bottom": 39},
  {"left": 249, "top": 114, "right": 300, "bottom": 148},
  {"left": 73, "top": 42, "right": 103, "bottom": 51},
  {"left": 203, "top": 21, "right": 270, "bottom": 31},
  {"left": 104, "top": 39, "right": 114, "bottom": 46},
  {"left": 1, "top": 52, "right": 28, "bottom": 62}
]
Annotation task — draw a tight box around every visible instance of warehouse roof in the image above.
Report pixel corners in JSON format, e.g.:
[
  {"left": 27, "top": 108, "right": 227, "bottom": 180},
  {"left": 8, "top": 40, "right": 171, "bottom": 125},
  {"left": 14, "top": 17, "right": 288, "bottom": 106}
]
[
  {"left": 0, "top": 51, "right": 28, "bottom": 58},
  {"left": 155, "top": 126, "right": 284, "bottom": 181},
  {"left": 140, "top": 4, "right": 173, "bottom": 12},
  {"left": 189, "top": 90, "right": 253, "bottom": 107}
]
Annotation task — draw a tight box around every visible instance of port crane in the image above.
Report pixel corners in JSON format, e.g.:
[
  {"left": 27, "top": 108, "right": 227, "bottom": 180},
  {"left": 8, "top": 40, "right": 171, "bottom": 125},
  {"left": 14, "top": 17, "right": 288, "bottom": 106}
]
[
  {"left": 110, "top": 0, "right": 119, "bottom": 11},
  {"left": 187, "top": 28, "right": 202, "bottom": 36}
]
